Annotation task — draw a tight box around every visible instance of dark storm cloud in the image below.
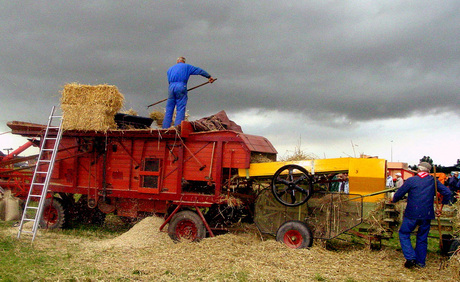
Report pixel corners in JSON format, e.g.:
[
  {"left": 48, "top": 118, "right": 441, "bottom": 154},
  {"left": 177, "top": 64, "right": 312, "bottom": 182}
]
[{"left": 0, "top": 0, "right": 459, "bottom": 129}]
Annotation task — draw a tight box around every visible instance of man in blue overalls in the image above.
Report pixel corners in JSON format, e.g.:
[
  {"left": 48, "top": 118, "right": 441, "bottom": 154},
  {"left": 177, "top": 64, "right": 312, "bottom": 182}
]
[
  {"left": 162, "top": 57, "right": 215, "bottom": 128},
  {"left": 392, "top": 162, "right": 451, "bottom": 268}
]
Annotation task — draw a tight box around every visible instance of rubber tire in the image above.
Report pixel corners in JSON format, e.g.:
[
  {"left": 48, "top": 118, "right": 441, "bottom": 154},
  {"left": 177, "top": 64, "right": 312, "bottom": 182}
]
[
  {"left": 449, "top": 239, "right": 460, "bottom": 256},
  {"left": 39, "top": 198, "right": 66, "bottom": 229},
  {"left": 271, "top": 164, "right": 313, "bottom": 207},
  {"left": 89, "top": 209, "right": 106, "bottom": 226},
  {"left": 276, "top": 220, "right": 313, "bottom": 249},
  {"left": 168, "top": 210, "right": 206, "bottom": 242}
]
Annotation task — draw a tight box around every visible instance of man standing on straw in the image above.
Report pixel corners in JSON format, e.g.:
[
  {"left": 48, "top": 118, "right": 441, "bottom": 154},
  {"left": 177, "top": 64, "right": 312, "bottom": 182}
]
[
  {"left": 162, "top": 57, "right": 215, "bottom": 129},
  {"left": 392, "top": 162, "right": 451, "bottom": 269}
]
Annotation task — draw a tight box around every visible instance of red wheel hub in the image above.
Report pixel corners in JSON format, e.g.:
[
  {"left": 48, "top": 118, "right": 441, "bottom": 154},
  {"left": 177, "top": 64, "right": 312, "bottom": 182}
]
[
  {"left": 175, "top": 220, "right": 197, "bottom": 240},
  {"left": 42, "top": 206, "right": 59, "bottom": 225},
  {"left": 283, "top": 229, "right": 303, "bottom": 248}
]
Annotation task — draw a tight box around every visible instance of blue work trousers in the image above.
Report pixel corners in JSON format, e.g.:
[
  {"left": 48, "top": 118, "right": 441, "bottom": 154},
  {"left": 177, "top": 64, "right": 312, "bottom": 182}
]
[
  {"left": 399, "top": 217, "right": 431, "bottom": 267},
  {"left": 162, "top": 83, "right": 188, "bottom": 128}
]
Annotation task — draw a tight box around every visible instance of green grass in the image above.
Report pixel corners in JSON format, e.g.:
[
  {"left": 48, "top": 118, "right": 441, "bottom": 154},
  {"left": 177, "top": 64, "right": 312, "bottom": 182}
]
[
  {"left": 0, "top": 215, "right": 130, "bottom": 281},
  {"left": 0, "top": 235, "right": 72, "bottom": 281}
]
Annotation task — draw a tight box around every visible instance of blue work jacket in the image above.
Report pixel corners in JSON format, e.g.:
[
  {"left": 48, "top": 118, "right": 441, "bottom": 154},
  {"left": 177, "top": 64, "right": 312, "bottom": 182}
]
[
  {"left": 392, "top": 173, "right": 451, "bottom": 220},
  {"left": 167, "top": 63, "right": 210, "bottom": 86}
]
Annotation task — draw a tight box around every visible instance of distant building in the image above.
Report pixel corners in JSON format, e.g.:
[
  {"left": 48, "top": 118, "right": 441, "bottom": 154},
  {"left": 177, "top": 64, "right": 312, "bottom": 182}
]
[{"left": 387, "top": 162, "right": 415, "bottom": 180}]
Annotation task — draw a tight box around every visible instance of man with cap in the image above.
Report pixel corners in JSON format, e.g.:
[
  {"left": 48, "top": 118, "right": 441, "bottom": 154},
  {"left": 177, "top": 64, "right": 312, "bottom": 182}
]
[
  {"left": 392, "top": 162, "right": 451, "bottom": 268},
  {"left": 162, "top": 57, "right": 216, "bottom": 129},
  {"left": 395, "top": 173, "right": 404, "bottom": 188},
  {"left": 386, "top": 171, "right": 394, "bottom": 188}
]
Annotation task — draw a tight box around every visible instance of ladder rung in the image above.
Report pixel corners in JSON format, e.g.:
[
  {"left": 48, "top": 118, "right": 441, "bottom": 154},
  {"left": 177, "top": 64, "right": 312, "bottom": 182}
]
[
  {"left": 29, "top": 194, "right": 42, "bottom": 198},
  {"left": 24, "top": 218, "right": 36, "bottom": 222},
  {"left": 21, "top": 230, "right": 34, "bottom": 234},
  {"left": 35, "top": 171, "right": 47, "bottom": 174},
  {"left": 25, "top": 206, "right": 39, "bottom": 210},
  {"left": 45, "top": 138, "right": 57, "bottom": 140},
  {"left": 38, "top": 160, "right": 51, "bottom": 163},
  {"left": 42, "top": 149, "right": 54, "bottom": 151}
]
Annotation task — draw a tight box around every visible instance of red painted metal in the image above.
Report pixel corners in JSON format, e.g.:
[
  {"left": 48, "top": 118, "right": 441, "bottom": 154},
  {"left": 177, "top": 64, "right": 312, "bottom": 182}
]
[
  {"left": 42, "top": 205, "right": 59, "bottom": 226},
  {"left": 195, "top": 206, "right": 215, "bottom": 237},
  {"left": 175, "top": 218, "right": 198, "bottom": 240},
  {"left": 5, "top": 120, "right": 277, "bottom": 233},
  {"left": 160, "top": 204, "right": 182, "bottom": 232},
  {"left": 1, "top": 139, "right": 35, "bottom": 162},
  {"left": 283, "top": 230, "right": 303, "bottom": 249}
]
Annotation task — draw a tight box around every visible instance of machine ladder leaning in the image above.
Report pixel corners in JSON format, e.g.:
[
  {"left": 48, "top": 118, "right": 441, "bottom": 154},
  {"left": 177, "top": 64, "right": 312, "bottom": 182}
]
[{"left": 17, "top": 106, "right": 63, "bottom": 241}]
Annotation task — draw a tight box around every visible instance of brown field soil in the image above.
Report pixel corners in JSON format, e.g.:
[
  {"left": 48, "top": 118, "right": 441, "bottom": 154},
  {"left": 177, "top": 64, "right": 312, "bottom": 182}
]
[{"left": 2, "top": 216, "right": 460, "bottom": 281}]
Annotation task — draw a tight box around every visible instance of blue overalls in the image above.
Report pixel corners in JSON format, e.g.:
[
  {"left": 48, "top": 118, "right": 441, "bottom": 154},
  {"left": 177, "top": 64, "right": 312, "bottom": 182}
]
[
  {"left": 162, "top": 63, "right": 210, "bottom": 128},
  {"left": 392, "top": 174, "right": 451, "bottom": 267}
]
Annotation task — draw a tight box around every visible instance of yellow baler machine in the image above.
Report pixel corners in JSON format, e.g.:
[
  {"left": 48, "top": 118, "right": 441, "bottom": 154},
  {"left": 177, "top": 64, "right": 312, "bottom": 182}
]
[{"left": 239, "top": 157, "right": 387, "bottom": 203}]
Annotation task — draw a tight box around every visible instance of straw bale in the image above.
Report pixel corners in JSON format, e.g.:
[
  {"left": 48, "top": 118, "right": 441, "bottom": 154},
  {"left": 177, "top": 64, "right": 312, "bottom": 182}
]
[
  {"left": 60, "top": 83, "right": 124, "bottom": 108},
  {"left": 62, "top": 104, "right": 118, "bottom": 131},
  {"left": 60, "top": 83, "right": 124, "bottom": 131}
]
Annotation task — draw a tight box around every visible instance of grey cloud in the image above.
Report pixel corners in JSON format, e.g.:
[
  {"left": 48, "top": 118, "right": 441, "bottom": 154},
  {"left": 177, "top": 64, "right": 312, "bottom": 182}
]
[{"left": 0, "top": 0, "right": 459, "bottom": 131}]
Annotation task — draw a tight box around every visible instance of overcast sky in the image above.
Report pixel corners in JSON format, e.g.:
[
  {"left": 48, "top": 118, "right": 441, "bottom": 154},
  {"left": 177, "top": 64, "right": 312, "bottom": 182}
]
[{"left": 0, "top": 1, "right": 459, "bottom": 166}]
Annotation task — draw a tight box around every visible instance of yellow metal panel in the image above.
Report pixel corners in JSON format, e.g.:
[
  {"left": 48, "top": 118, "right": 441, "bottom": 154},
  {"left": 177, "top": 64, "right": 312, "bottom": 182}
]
[
  {"left": 238, "top": 158, "right": 352, "bottom": 178},
  {"left": 239, "top": 157, "right": 387, "bottom": 202},
  {"left": 348, "top": 158, "right": 386, "bottom": 202}
]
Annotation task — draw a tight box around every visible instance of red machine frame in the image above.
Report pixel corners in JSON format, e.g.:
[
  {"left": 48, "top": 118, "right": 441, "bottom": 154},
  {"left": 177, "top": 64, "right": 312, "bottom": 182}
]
[{"left": 4, "top": 120, "right": 277, "bottom": 241}]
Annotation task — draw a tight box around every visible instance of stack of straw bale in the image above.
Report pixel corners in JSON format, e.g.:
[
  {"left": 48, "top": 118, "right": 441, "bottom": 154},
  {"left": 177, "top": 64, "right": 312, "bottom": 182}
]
[{"left": 60, "top": 83, "right": 124, "bottom": 131}]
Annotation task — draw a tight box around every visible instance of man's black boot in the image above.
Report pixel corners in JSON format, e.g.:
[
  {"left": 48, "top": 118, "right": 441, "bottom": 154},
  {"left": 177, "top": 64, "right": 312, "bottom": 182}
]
[{"left": 404, "top": 259, "right": 417, "bottom": 269}]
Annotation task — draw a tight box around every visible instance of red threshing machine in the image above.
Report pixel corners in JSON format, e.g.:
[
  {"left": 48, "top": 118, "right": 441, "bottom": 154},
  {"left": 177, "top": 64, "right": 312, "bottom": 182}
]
[
  {"left": 3, "top": 114, "right": 389, "bottom": 248},
  {"left": 5, "top": 118, "right": 278, "bottom": 241}
]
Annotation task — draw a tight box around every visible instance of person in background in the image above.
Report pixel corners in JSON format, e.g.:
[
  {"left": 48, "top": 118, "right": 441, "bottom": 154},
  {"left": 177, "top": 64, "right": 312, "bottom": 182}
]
[
  {"left": 392, "top": 162, "right": 451, "bottom": 269},
  {"left": 395, "top": 173, "right": 404, "bottom": 188},
  {"left": 329, "top": 173, "right": 342, "bottom": 192},
  {"left": 448, "top": 172, "right": 459, "bottom": 203},
  {"left": 339, "top": 173, "right": 349, "bottom": 194},
  {"left": 162, "top": 56, "right": 216, "bottom": 128},
  {"left": 386, "top": 171, "right": 394, "bottom": 188}
]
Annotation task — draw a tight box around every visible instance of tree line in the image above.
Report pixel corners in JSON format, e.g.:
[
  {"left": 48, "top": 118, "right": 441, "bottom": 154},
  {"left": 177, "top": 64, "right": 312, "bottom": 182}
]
[{"left": 408, "top": 156, "right": 460, "bottom": 173}]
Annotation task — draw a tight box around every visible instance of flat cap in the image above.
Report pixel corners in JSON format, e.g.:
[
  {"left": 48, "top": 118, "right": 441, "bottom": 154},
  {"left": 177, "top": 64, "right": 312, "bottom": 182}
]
[{"left": 418, "top": 162, "right": 432, "bottom": 171}]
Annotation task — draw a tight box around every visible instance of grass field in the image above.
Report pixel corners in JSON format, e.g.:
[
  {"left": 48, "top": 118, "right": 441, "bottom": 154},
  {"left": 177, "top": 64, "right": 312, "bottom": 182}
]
[{"left": 1, "top": 215, "right": 459, "bottom": 281}]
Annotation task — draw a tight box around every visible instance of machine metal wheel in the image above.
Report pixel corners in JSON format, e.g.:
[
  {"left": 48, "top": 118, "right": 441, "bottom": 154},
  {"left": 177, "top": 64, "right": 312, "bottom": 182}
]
[
  {"left": 271, "top": 164, "right": 313, "bottom": 207},
  {"left": 276, "top": 220, "right": 313, "bottom": 249},
  {"left": 168, "top": 210, "right": 206, "bottom": 242},
  {"left": 39, "top": 198, "right": 66, "bottom": 229}
]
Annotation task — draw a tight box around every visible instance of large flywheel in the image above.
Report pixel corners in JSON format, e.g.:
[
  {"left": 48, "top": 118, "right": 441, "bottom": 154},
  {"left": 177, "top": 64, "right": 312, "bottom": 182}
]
[{"left": 271, "top": 164, "right": 313, "bottom": 207}]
